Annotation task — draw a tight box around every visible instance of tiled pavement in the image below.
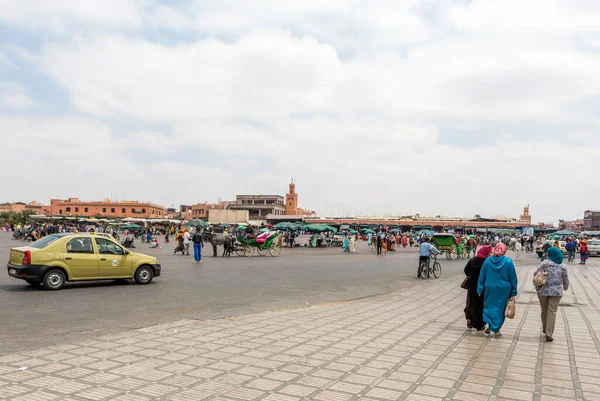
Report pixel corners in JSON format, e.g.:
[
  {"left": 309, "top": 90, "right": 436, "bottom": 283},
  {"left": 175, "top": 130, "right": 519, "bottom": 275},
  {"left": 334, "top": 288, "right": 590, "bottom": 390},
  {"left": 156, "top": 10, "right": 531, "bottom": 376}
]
[{"left": 2, "top": 259, "right": 600, "bottom": 401}]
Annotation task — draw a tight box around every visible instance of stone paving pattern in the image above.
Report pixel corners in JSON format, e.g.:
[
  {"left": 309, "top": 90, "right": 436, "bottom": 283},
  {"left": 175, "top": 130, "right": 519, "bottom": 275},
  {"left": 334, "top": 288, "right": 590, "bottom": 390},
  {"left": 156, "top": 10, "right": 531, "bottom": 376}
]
[{"left": 2, "top": 258, "right": 600, "bottom": 401}]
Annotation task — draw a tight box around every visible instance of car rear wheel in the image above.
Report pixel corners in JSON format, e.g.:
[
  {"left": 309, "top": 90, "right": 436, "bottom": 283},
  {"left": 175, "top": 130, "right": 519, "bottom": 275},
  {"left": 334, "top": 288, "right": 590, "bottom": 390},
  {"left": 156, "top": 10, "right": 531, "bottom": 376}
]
[
  {"left": 43, "top": 269, "right": 66, "bottom": 290},
  {"left": 134, "top": 266, "right": 154, "bottom": 285}
]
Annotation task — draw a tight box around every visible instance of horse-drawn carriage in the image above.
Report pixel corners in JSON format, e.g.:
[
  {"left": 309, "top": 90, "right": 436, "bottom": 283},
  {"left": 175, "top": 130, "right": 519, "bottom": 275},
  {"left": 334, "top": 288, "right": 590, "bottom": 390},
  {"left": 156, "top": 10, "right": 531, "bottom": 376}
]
[
  {"left": 433, "top": 233, "right": 478, "bottom": 260},
  {"left": 234, "top": 232, "right": 282, "bottom": 257},
  {"left": 433, "top": 233, "right": 459, "bottom": 260}
]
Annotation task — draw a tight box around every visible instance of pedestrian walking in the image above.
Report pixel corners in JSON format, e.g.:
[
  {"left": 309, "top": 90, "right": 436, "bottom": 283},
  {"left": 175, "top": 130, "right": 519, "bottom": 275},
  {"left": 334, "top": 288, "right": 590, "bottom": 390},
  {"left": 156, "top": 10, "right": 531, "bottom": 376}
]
[
  {"left": 183, "top": 230, "right": 191, "bottom": 255},
  {"left": 534, "top": 247, "right": 569, "bottom": 342},
  {"left": 464, "top": 245, "right": 492, "bottom": 330},
  {"left": 565, "top": 238, "right": 576, "bottom": 263},
  {"left": 579, "top": 239, "right": 589, "bottom": 264},
  {"left": 376, "top": 235, "right": 382, "bottom": 255},
  {"left": 515, "top": 240, "right": 522, "bottom": 261},
  {"left": 343, "top": 235, "right": 350, "bottom": 252},
  {"left": 174, "top": 230, "right": 185, "bottom": 255},
  {"left": 192, "top": 228, "right": 203, "bottom": 263},
  {"left": 477, "top": 243, "right": 518, "bottom": 337},
  {"left": 349, "top": 236, "right": 356, "bottom": 253}
]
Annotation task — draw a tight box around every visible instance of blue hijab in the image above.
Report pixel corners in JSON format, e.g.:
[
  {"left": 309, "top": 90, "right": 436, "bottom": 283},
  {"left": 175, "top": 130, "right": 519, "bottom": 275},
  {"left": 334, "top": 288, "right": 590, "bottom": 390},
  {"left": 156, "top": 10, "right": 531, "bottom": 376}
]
[{"left": 548, "top": 247, "right": 564, "bottom": 264}]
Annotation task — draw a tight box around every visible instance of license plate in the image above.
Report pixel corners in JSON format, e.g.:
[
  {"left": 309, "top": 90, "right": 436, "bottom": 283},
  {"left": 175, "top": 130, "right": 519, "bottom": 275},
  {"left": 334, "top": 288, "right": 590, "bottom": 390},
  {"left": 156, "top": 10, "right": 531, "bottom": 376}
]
[{"left": 9, "top": 269, "right": 16, "bottom": 275}]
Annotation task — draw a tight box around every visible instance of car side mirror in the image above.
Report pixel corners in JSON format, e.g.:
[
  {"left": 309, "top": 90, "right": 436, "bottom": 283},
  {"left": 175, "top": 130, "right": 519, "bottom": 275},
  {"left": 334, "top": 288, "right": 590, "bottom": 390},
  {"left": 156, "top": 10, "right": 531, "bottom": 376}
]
[{"left": 125, "top": 250, "right": 130, "bottom": 255}]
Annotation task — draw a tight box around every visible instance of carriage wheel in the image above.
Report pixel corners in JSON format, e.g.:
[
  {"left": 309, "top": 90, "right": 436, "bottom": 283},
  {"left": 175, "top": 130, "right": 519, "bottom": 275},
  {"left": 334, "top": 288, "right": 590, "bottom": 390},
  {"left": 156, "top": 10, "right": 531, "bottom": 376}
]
[
  {"left": 461, "top": 250, "right": 468, "bottom": 260},
  {"left": 243, "top": 246, "right": 254, "bottom": 257},
  {"left": 450, "top": 245, "right": 458, "bottom": 260},
  {"left": 269, "top": 244, "right": 281, "bottom": 257},
  {"left": 235, "top": 246, "right": 245, "bottom": 257},
  {"left": 257, "top": 247, "right": 269, "bottom": 256}
]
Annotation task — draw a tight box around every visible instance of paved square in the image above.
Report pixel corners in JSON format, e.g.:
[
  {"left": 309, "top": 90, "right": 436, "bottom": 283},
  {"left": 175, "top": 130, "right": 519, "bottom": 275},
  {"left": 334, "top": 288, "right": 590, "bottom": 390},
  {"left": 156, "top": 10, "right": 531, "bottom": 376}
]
[{"left": 1, "top": 256, "right": 600, "bottom": 400}]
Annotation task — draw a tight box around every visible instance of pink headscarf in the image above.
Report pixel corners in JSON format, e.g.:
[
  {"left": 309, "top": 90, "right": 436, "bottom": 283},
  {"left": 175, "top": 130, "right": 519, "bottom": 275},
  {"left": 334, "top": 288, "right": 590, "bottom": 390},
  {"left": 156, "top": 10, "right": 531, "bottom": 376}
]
[
  {"left": 493, "top": 243, "right": 507, "bottom": 256},
  {"left": 476, "top": 245, "right": 493, "bottom": 258}
]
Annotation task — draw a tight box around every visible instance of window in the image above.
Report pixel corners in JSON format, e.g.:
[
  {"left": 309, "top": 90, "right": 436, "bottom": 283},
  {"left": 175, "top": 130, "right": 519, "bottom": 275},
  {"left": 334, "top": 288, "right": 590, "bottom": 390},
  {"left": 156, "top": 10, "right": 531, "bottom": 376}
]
[
  {"left": 102, "top": 208, "right": 106, "bottom": 213},
  {"left": 30, "top": 235, "right": 62, "bottom": 249},
  {"left": 75, "top": 207, "right": 79, "bottom": 212},
  {"left": 141, "top": 208, "right": 146, "bottom": 213},
  {"left": 59, "top": 210, "right": 63, "bottom": 214},
  {"left": 95, "top": 238, "right": 124, "bottom": 255},
  {"left": 66, "top": 207, "right": 71, "bottom": 212},
  {"left": 122, "top": 208, "right": 126, "bottom": 213},
  {"left": 111, "top": 208, "right": 115, "bottom": 213},
  {"left": 84, "top": 207, "right": 88, "bottom": 213},
  {"left": 66, "top": 237, "right": 94, "bottom": 254},
  {"left": 132, "top": 208, "right": 136, "bottom": 213}
]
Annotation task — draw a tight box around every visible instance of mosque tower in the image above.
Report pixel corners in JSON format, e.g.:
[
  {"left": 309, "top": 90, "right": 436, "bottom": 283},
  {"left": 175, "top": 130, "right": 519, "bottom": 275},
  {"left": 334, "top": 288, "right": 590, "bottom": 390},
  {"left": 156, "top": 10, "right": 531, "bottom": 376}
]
[{"left": 285, "top": 179, "right": 299, "bottom": 215}]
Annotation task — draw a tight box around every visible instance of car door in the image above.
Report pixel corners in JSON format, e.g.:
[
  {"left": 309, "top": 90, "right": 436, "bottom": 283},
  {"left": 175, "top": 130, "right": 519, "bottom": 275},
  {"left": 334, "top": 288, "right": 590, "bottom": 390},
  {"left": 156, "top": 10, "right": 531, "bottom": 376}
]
[
  {"left": 95, "top": 238, "right": 130, "bottom": 277},
  {"left": 64, "top": 237, "right": 99, "bottom": 279}
]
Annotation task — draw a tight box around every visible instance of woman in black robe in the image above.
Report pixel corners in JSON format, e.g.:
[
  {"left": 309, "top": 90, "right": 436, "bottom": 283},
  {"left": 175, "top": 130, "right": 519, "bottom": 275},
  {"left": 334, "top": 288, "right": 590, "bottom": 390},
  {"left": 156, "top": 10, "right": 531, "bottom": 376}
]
[{"left": 464, "top": 245, "right": 493, "bottom": 330}]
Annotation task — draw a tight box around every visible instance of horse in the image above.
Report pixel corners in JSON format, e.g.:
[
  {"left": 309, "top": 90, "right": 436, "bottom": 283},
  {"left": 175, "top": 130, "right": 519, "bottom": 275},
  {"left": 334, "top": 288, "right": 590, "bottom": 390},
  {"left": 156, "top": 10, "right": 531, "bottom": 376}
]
[
  {"left": 466, "top": 237, "right": 480, "bottom": 258},
  {"left": 204, "top": 232, "right": 234, "bottom": 257}
]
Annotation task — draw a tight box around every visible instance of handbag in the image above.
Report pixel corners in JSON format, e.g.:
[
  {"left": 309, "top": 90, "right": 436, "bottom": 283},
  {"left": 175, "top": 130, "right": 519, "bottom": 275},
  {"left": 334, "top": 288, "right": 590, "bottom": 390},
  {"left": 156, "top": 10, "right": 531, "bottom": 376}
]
[
  {"left": 532, "top": 261, "right": 548, "bottom": 291},
  {"left": 505, "top": 297, "right": 516, "bottom": 319},
  {"left": 460, "top": 277, "right": 470, "bottom": 290}
]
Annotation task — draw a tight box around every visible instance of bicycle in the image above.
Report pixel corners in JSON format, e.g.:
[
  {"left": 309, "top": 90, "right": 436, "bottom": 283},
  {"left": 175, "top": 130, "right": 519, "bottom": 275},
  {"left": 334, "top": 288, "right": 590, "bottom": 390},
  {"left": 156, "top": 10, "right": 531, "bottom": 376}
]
[{"left": 419, "top": 254, "right": 442, "bottom": 279}]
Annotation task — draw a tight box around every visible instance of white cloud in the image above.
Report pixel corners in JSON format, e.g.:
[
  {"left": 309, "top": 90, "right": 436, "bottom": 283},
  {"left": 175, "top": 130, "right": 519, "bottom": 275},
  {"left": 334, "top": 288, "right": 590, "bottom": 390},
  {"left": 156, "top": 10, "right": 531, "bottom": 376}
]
[
  {"left": 4, "top": 0, "right": 600, "bottom": 222},
  {"left": 0, "top": 0, "right": 149, "bottom": 33},
  {"left": 0, "top": 93, "right": 34, "bottom": 109},
  {"left": 0, "top": 81, "right": 35, "bottom": 109},
  {"left": 0, "top": 115, "right": 235, "bottom": 207}
]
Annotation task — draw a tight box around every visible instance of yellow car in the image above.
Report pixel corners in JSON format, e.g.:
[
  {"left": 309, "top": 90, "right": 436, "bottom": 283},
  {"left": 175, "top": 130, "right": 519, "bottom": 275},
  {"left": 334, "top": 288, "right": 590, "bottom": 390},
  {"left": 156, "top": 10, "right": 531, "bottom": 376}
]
[{"left": 7, "top": 233, "right": 161, "bottom": 290}]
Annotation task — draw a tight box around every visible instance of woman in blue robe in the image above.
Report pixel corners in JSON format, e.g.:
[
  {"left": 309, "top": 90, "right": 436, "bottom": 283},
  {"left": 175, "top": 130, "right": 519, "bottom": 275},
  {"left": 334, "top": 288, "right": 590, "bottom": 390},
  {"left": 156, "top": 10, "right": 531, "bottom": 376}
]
[
  {"left": 477, "top": 243, "right": 518, "bottom": 337},
  {"left": 343, "top": 235, "right": 350, "bottom": 252}
]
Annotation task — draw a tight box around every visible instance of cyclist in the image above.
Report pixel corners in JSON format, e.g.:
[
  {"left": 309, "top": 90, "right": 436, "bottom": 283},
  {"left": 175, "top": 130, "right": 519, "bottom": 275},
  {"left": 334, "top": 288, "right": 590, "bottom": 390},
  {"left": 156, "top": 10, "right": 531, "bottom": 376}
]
[{"left": 419, "top": 237, "right": 441, "bottom": 278}]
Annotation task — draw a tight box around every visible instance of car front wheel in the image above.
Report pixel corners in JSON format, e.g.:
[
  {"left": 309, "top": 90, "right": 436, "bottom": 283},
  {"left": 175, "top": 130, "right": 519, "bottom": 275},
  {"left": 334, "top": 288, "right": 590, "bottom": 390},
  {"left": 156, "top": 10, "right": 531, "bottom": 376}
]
[
  {"left": 134, "top": 266, "right": 154, "bottom": 285},
  {"left": 43, "top": 269, "right": 66, "bottom": 290}
]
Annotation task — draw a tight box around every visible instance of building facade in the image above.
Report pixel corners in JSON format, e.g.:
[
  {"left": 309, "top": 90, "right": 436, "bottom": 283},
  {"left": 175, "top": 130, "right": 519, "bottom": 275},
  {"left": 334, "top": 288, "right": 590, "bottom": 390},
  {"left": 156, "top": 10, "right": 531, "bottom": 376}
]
[
  {"left": 559, "top": 219, "right": 584, "bottom": 232},
  {"left": 228, "top": 195, "right": 286, "bottom": 218},
  {"left": 208, "top": 209, "right": 249, "bottom": 224},
  {"left": 190, "top": 202, "right": 228, "bottom": 220},
  {"left": 0, "top": 201, "right": 49, "bottom": 215},
  {"left": 49, "top": 198, "right": 165, "bottom": 219},
  {"left": 584, "top": 210, "right": 600, "bottom": 229}
]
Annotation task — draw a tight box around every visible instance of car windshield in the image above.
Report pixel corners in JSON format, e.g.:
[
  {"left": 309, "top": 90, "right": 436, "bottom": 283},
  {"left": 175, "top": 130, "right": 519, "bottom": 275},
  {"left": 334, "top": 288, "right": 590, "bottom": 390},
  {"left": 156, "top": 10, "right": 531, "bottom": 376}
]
[
  {"left": 588, "top": 241, "right": 600, "bottom": 246},
  {"left": 29, "top": 234, "right": 62, "bottom": 249}
]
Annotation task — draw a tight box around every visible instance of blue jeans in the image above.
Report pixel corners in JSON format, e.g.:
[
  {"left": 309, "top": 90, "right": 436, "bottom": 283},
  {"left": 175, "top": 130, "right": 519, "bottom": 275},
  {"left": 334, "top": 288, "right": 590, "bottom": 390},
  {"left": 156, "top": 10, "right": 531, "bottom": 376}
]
[{"left": 194, "top": 243, "right": 202, "bottom": 261}]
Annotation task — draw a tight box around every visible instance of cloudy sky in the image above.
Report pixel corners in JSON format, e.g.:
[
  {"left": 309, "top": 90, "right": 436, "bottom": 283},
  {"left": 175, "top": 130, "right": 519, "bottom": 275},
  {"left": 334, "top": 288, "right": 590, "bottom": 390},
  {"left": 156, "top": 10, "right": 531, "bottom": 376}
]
[{"left": 1, "top": 0, "right": 599, "bottom": 224}]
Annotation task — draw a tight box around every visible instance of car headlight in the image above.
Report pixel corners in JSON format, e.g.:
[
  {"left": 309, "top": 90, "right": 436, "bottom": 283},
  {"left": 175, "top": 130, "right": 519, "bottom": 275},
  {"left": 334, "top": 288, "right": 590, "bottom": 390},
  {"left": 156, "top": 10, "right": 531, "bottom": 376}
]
[{"left": 155, "top": 258, "right": 159, "bottom": 264}]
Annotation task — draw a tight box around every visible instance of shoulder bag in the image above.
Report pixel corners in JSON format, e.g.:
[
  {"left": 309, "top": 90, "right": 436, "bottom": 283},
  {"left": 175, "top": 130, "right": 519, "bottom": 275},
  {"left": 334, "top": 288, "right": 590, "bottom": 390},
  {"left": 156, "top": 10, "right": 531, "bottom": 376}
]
[
  {"left": 460, "top": 277, "right": 470, "bottom": 290},
  {"left": 532, "top": 261, "right": 548, "bottom": 291},
  {"left": 505, "top": 296, "right": 516, "bottom": 319}
]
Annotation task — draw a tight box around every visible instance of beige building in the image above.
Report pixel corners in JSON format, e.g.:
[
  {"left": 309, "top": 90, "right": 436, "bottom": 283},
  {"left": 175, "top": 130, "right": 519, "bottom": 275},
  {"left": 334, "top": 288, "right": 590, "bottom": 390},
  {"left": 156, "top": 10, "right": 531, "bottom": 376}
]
[
  {"left": 208, "top": 209, "right": 249, "bottom": 224},
  {"left": 228, "top": 195, "right": 286, "bottom": 218}
]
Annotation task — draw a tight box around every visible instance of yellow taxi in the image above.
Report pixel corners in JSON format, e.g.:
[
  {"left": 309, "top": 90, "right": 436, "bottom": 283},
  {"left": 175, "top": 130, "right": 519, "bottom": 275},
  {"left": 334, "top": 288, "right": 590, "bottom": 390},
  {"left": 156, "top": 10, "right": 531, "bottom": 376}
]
[{"left": 7, "top": 233, "right": 161, "bottom": 290}]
